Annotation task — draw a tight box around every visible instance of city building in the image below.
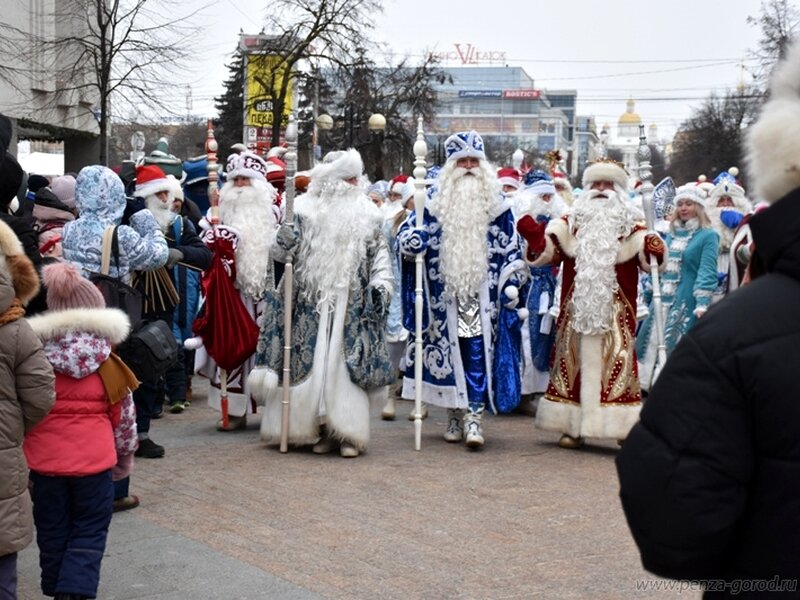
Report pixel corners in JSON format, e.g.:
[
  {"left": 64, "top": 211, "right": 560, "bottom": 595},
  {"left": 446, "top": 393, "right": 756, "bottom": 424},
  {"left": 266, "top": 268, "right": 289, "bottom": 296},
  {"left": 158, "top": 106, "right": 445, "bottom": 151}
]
[
  {"left": 0, "top": 3, "right": 100, "bottom": 171},
  {"left": 428, "top": 67, "right": 579, "bottom": 170}
]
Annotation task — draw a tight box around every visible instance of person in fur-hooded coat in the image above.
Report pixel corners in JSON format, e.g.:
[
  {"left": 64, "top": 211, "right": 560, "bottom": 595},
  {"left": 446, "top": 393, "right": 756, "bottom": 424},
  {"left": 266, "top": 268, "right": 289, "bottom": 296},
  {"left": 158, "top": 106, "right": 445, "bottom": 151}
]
[
  {"left": 24, "top": 260, "right": 134, "bottom": 599},
  {"left": 0, "top": 219, "right": 54, "bottom": 598}
]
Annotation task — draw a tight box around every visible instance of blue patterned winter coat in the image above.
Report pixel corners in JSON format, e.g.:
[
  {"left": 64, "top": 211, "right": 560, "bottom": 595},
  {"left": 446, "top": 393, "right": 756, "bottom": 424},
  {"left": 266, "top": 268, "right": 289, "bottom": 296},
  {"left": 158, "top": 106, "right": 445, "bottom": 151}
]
[{"left": 62, "top": 166, "right": 168, "bottom": 283}]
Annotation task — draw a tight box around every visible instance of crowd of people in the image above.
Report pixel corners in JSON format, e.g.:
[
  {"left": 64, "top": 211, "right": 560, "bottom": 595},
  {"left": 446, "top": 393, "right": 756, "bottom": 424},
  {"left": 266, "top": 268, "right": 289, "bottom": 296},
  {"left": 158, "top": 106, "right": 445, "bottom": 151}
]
[{"left": 1, "top": 41, "right": 799, "bottom": 596}]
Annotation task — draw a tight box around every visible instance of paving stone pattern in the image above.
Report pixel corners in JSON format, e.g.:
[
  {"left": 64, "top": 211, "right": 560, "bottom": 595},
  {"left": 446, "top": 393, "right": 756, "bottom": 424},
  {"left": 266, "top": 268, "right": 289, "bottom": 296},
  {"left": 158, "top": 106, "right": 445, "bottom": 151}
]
[{"left": 17, "top": 378, "right": 690, "bottom": 599}]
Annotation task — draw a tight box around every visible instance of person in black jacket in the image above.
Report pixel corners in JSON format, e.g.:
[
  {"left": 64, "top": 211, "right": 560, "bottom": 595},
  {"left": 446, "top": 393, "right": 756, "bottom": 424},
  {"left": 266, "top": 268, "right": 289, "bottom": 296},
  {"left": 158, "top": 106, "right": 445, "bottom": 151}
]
[
  {"left": 0, "top": 151, "right": 47, "bottom": 315},
  {"left": 616, "top": 41, "right": 800, "bottom": 599}
]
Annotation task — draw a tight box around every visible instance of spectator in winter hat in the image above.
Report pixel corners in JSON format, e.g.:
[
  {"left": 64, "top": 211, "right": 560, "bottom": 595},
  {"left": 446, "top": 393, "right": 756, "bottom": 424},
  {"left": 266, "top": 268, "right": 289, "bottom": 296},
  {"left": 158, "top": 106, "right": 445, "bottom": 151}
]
[
  {"left": 0, "top": 218, "right": 54, "bottom": 599},
  {"left": 25, "top": 260, "right": 138, "bottom": 598}
]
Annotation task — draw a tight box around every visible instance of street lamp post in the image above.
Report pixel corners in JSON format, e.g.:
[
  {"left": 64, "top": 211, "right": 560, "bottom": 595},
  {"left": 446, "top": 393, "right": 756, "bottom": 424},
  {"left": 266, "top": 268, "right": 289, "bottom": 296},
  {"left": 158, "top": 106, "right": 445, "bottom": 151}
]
[{"left": 316, "top": 108, "right": 386, "bottom": 179}]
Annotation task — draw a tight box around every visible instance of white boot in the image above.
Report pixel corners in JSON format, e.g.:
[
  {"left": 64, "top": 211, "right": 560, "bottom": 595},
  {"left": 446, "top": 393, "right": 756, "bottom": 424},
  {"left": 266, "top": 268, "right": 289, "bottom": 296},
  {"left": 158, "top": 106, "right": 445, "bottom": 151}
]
[
  {"left": 381, "top": 396, "right": 396, "bottom": 420},
  {"left": 443, "top": 409, "right": 464, "bottom": 442},
  {"left": 464, "top": 406, "right": 485, "bottom": 449}
]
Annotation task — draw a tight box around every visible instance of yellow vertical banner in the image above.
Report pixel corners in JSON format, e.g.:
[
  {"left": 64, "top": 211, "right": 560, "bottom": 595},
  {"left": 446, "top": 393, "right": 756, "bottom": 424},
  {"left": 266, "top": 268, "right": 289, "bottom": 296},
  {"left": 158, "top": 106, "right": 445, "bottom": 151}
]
[{"left": 245, "top": 54, "right": 293, "bottom": 128}]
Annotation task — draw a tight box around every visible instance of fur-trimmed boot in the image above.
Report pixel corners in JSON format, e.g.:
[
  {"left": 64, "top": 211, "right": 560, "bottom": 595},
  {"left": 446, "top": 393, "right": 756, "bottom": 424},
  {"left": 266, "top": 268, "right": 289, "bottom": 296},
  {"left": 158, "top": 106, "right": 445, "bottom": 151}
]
[
  {"left": 443, "top": 408, "right": 464, "bottom": 442},
  {"left": 464, "top": 405, "right": 485, "bottom": 449}
]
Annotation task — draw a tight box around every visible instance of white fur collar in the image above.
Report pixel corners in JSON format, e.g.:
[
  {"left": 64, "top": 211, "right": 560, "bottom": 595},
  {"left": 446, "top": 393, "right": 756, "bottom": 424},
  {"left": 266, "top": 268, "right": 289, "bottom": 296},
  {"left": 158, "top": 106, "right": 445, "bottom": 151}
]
[
  {"left": 27, "top": 308, "right": 131, "bottom": 344},
  {"left": 546, "top": 217, "right": 646, "bottom": 263}
]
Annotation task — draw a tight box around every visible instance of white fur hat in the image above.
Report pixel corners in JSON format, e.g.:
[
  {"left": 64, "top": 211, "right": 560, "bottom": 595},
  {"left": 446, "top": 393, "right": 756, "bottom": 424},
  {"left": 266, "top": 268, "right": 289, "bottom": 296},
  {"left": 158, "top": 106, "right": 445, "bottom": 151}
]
[
  {"left": 674, "top": 184, "right": 707, "bottom": 209},
  {"left": 746, "top": 38, "right": 800, "bottom": 204},
  {"left": 310, "top": 148, "right": 363, "bottom": 182},
  {"left": 582, "top": 159, "right": 629, "bottom": 192}
]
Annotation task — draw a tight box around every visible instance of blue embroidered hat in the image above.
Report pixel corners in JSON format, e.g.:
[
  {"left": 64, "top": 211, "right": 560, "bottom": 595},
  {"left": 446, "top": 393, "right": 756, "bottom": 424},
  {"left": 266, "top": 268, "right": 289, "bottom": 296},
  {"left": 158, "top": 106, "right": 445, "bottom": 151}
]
[
  {"left": 444, "top": 131, "right": 486, "bottom": 162},
  {"left": 524, "top": 169, "right": 557, "bottom": 197}
]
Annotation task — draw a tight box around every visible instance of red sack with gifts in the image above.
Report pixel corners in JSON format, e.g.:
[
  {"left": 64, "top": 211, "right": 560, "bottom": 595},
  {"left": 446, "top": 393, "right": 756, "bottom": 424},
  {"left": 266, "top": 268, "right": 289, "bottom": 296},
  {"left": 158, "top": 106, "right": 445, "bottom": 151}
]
[{"left": 192, "top": 230, "right": 259, "bottom": 371}]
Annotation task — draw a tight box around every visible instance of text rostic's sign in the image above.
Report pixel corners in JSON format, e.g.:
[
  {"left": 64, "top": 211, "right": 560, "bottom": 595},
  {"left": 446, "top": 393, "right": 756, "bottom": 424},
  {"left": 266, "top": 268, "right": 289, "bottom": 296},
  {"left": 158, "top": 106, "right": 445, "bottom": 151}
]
[
  {"left": 245, "top": 54, "right": 293, "bottom": 128},
  {"left": 503, "top": 89, "right": 541, "bottom": 99}
]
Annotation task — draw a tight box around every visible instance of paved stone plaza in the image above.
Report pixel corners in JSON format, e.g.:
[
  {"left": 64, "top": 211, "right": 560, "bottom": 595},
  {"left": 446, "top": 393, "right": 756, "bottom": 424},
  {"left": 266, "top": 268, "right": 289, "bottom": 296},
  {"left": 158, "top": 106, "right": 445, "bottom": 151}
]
[{"left": 17, "top": 378, "right": 690, "bottom": 599}]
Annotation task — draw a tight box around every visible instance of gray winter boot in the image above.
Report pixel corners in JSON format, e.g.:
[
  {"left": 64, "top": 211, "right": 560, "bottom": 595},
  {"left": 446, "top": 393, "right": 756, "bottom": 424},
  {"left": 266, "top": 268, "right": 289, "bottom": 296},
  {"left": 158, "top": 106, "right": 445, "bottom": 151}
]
[
  {"left": 443, "top": 408, "right": 464, "bottom": 442},
  {"left": 464, "top": 406, "right": 485, "bottom": 449}
]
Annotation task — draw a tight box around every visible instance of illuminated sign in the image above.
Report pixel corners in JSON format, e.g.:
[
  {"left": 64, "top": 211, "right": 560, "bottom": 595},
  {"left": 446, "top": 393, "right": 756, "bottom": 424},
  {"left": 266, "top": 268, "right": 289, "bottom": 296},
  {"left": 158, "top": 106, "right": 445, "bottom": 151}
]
[
  {"left": 503, "top": 89, "right": 541, "bottom": 99},
  {"left": 431, "top": 43, "right": 507, "bottom": 65}
]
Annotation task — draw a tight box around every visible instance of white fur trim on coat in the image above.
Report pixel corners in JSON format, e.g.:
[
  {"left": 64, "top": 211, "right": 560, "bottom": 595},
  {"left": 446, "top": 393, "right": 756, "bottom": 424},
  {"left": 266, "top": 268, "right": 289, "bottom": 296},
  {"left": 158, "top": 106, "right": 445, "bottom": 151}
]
[
  {"left": 0, "top": 220, "right": 23, "bottom": 258},
  {"left": 27, "top": 308, "right": 131, "bottom": 345},
  {"left": 535, "top": 334, "right": 642, "bottom": 440},
  {"left": 544, "top": 217, "right": 646, "bottom": 264}
]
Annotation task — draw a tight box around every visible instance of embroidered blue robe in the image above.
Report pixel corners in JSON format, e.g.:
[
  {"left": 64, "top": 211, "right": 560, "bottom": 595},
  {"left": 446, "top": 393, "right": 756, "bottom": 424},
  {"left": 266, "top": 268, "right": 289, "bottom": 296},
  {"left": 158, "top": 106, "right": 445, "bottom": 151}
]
[{"left": 397, "top": 200, "right": 528, "bottom": 413}]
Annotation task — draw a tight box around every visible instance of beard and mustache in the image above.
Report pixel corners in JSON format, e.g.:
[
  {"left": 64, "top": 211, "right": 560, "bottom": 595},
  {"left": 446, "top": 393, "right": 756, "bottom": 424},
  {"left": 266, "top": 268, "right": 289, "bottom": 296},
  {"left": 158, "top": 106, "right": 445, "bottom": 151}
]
[
  {"left": 145, "top": 194, "right": 177, "bottom": 232},
  {"left": 294, "top": 178, "right": 381, "bottom": 303},
  {"left": 218, "top": 180, "right": 278, "bottom": 299},
  {"left": 431, "top": 161, "right": 499, "bottom": 300},
  {"left": 569, "top": 186, "right": 636, "bottom": 336}
]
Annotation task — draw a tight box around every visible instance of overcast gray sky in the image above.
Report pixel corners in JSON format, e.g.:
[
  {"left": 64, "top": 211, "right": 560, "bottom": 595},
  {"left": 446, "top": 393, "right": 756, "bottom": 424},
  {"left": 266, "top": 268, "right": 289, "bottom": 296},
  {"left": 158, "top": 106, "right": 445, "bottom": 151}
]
[{"left": 186, "top": 0, "right": 764, "bottom": 141}]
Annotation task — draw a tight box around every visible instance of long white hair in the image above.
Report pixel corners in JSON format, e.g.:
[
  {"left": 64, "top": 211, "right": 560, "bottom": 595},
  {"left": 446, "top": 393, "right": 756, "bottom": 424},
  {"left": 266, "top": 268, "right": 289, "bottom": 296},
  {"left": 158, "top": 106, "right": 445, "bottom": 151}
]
[
  {"left": 570, "top": 185, "right": 636, "bottom": 335},
  {"left": 430, "top": 159, "right": 499, "bottom": 300},
  {"left": 294, "top": 177, "right": 382, "bottom": 305},
  {"left": 218, "top": 178, "right": 278, "bottom": 300}
]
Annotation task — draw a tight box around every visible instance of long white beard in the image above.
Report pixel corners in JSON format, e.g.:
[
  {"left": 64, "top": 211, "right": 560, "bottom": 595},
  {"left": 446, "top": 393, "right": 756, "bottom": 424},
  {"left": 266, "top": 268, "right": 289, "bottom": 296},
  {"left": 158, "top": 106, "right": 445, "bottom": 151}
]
[
  {"left": 145, "top": 194, "right": 176, "bottom": 232},
  {"left": 218, "top": 180, "right": 277, "bottom": 299},
  {"left": 707, "top": 206, "right": 739, "bottom": 252},
  {"left": 516, "top": 191, "right": 566, "bottom": 220},
  {"left": 570, "top": 188, "right": 636, "bottom": 335},
  {"left": 432, "top": 163, "right": 498, "bottom": 299},
  {"left": 295, "top": 179, "right": 381, "bottom": 303}
]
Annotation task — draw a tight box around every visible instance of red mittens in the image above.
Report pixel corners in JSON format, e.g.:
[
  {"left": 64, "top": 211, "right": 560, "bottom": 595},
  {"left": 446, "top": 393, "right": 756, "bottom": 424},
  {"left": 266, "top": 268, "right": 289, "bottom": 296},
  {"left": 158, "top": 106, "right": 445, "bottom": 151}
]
[
  {"left": 644, "top": 233, "right": 666, "bottom": 263},
  {"left": 517, "top": 215, "right": 547, "bottom": 259}
]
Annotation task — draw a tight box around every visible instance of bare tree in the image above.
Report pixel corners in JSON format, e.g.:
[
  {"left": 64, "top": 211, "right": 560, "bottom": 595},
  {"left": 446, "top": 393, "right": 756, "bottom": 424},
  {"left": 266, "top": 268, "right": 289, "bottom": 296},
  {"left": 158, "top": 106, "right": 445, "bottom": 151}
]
[
  {"left": 317, "top": 47, "right": 450, "bottom": 179},
  {"left": 668, "top": 88, "right": 762, "bottom": 186},
  {"left": 0, "top": 0, "right": 207, "bottom": 165},
  {"left": 242, "top": 0, "right": 381, "bottom": 147},
  {"left": 747, "top": 0, "right": 800, "bottom": 86}
]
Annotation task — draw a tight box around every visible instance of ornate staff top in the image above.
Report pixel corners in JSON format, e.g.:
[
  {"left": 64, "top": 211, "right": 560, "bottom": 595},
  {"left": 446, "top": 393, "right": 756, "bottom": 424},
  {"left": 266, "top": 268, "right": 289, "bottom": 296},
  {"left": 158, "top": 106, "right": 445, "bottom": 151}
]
[
  {"left": 205, "top": 119, "right": 220, "bottom": 225},
  {"left": 283, "top": 113, "right": 298, "bottom": 223},
  {"left": 412, "top": 117, "right": 428, "bottom": 230},
  {"left": 636, "top": 124, "right": 652, "bottom": 188}
]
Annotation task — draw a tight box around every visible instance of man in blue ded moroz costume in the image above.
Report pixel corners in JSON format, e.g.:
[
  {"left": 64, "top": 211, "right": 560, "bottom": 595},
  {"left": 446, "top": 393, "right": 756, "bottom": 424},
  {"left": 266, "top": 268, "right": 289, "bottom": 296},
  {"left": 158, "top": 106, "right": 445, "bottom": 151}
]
[{"left": 397, "top": 131, "right": 529, "bottom": 449}]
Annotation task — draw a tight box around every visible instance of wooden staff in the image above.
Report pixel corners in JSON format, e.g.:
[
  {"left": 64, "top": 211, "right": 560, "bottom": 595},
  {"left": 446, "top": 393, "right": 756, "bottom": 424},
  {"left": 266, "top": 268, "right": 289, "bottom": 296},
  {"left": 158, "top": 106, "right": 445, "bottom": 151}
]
[
  {"left": 280, "top": 114, "right": 298, "bottom": 453},
  {"left": 205, "top": 120, "right": 229, "bottom": 429},
  {"left": 636, "top": 125, "right": 667, "bottom": 386},
  {"left": 412, "top": 117, "right": 428, "bottom": 451}
]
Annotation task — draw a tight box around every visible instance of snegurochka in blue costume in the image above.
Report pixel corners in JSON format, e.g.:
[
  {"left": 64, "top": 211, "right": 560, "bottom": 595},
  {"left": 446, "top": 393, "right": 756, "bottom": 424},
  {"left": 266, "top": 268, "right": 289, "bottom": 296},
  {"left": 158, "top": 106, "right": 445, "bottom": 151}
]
[{"left": 397, "top": 130, "right": 529, "bottom": 450}]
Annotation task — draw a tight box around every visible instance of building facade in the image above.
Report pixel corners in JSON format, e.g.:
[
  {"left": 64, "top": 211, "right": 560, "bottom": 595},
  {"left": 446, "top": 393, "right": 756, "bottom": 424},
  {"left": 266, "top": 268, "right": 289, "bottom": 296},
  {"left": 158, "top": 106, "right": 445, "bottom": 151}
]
[
  {"left": 0, "top": 1, "right": 100, "bottom": 171},
  {"left": 428, "top": 67, "right": 577, "bottom": 168}
]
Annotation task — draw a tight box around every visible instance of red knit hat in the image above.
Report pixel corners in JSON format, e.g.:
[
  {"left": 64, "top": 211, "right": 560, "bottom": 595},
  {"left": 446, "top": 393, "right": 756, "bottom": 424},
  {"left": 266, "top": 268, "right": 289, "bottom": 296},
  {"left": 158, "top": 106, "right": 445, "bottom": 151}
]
[
  {"left": 42, "top": 261, "right": 105, "bottom": 311},
  {"left": 389, "top": 174, "right": 409, "bottom": 195},
  {"left": 134, "top": 164, "right": 171, "bottom": 198},
  {"left": 497, "top": 167, "right": 521, "bottom": 189}
]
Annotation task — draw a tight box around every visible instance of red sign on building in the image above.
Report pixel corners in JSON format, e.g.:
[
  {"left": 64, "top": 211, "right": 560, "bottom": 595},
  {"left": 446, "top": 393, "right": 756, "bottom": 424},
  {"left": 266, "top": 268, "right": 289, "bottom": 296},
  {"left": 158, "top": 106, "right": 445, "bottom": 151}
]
[{"left": 503, "top": 89, "right": 541, "bottom": 99}]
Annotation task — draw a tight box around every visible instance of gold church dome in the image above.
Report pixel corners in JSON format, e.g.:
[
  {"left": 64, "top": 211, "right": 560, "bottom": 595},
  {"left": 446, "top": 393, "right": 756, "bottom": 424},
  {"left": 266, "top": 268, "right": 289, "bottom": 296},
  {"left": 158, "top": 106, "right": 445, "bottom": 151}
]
[{"left": 618, "top": 99, "right": 642, "bottom": 125}]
